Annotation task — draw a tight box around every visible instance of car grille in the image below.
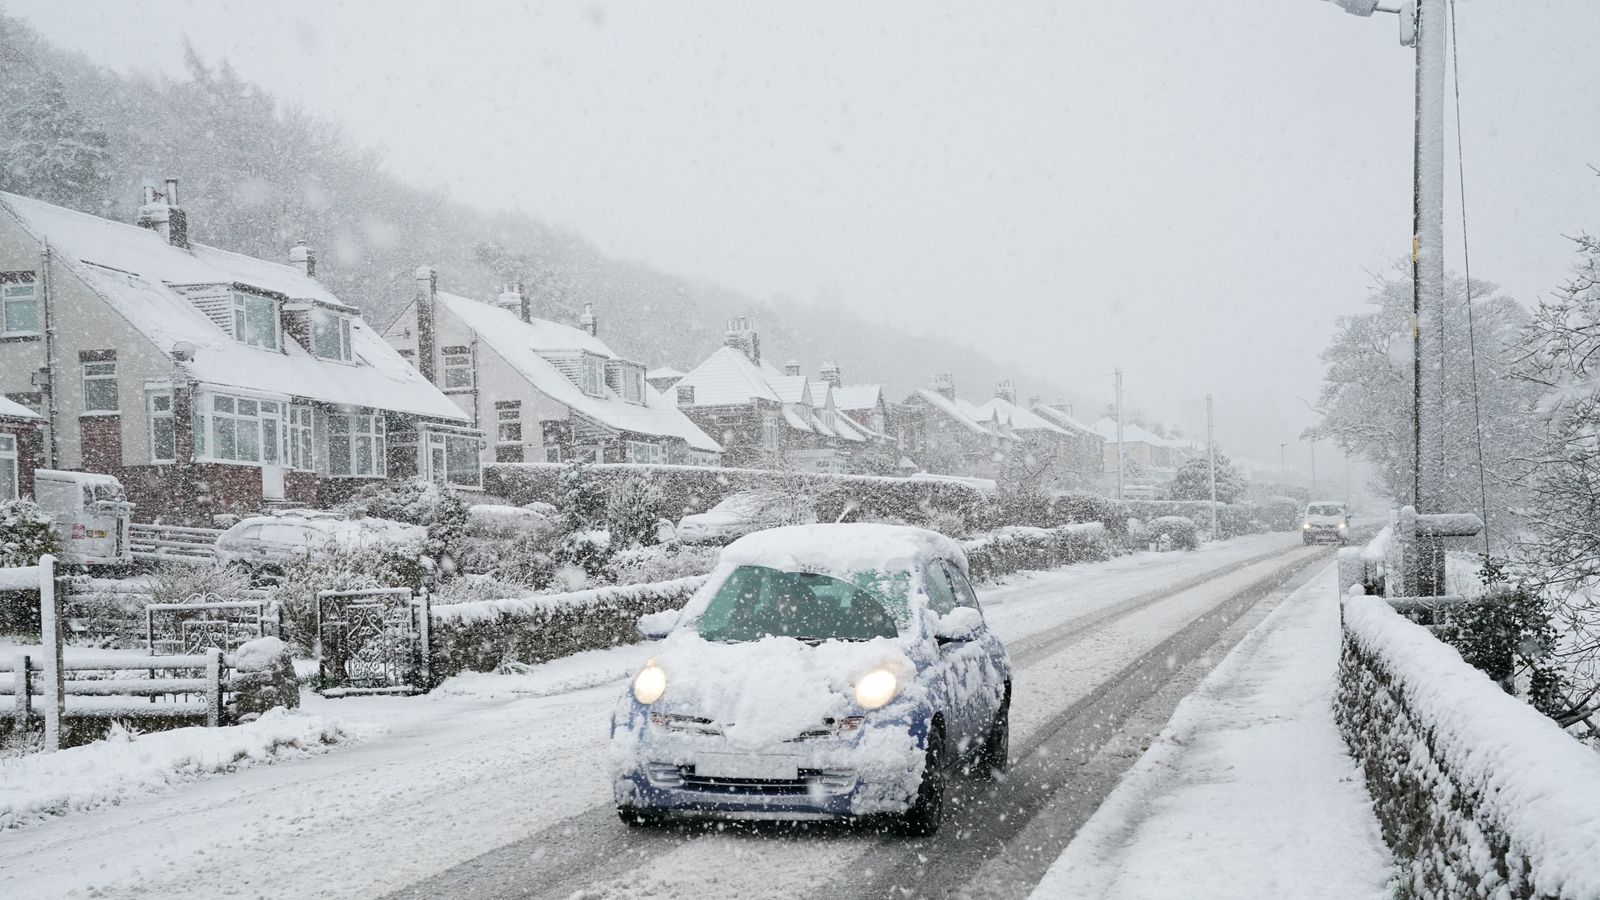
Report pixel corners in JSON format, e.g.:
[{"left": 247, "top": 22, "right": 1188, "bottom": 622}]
[
  {"left": 676, "top": 768, "right": 856, "bottom": 796},
  {"left": 652, "top": 713, "right": 864, "bottom": 741}
]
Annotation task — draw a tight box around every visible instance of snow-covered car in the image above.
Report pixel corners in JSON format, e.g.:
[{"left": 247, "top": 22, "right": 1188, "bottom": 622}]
[
  {"left": 215, "top": 514, "right": 427, "bottom": 577},
  {"left": 673, "top": 490, "right": 817, "bottom": 545},
  {"left": 1301, "top": 501, "right": 1351, "bottom": 545},
  {"left": 610, "top": 523, "right": 1011, "bottom": 835}
]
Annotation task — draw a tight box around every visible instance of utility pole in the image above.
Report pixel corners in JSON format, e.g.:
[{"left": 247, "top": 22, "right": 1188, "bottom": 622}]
[
  {"left": 1310, "top": 440, "right": 1318, "bottom": 495},
  {"left": 1206, "top": 394, "right": 1218, "bottom": 539},
  {"left": 1114, "top": 368, "right": 1125, "bottom": 501}
]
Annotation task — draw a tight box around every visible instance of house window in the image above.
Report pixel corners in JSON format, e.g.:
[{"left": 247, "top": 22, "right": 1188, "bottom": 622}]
[
  {"left": 760, "top": 410, "right": 780, "bottom": 449},
  {"left": 677, "top": 385, "right": 695, "bottom": 406},
  {"left": 311, "top": 310, "right": 353, "bottom": 361},
  {"left": 148, "top": 391, "right": 175, "bottom": 463},
  {"left": 0, "top": 433, "right": 16, "bottom": 499},
  {"left": 287, "top": 404, "right": 314, "bottom": 471},
  {"left": 190, "top": 392, "right": 291, "bottom": 465},
  {"left": 623, "top": 367, "right": 644, "bottom": 405},
  {"left": 0, "top": 273, "right": 38, "bottom": 335},
  {"left": 581, "top": 354, "right": 604, "bottom": 397},
  {"left": 496, "top": 403, "right": 522, "bottom": 444},
  {"left": 232, "top": 292, "right": 280, "bottom": 351},
  {"left": 328, "top": 409, "right": 386, "bottom": 477},
  {"left": 443, "top": 347, "right": 473, "bottom": 389},
  {"left": 82, "top": 361, "right": 118, "bottom": 413},
  {"left": 626, "top": 440, "right": 665, "bottom": 464}
]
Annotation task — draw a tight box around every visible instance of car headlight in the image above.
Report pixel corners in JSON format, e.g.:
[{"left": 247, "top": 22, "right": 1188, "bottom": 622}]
[
  {"left": 1303, "top": 523, "right": 1312, "bottom": 530},
  {"left": 633, "top": 660, "right": 667, "bottom": 704},
  {"left": 1338, "top": 522, "right": 1347, "bottom": 529},
  {"left": 854, "top": 669, "right": 898, "bottom": 710}
]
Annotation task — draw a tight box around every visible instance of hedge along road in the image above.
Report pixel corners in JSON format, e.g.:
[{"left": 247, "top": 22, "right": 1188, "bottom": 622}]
[{"left": 388, "top": 533, "right": 1332, "bottom": 900}]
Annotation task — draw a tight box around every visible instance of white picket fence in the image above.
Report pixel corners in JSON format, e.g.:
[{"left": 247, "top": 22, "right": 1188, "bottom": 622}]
[{"left": 128, "top": 523, "right": 223, "bottom": 563}]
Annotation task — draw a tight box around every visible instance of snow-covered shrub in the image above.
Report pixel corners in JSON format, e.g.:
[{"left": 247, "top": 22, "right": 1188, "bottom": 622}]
[
  {"left": 229, "top": 636, "right": 299, "bottom": 720},
  {"left": 606, "top": 476, "right": 665, "bottom": 548},
  {"left": 430, "top": 573, "right": 530, "bottom": 606},
  {"left": 430, "top": 576, "right": 709, "bottom": 675},
  {"left": 0, "top": 498, "right": 58, "bottom": 568},
  {"left": 552, "top": 528, "right": 611, "bottom": 581},
  {"left": 1056, "top": 522, "right": 1115, "bottom": 563},
  {"left": 557, "top": 461, "right": 608, "bottom": 531},
  {"left": 1148, "top": 516, "right": 1199, "bottom": 551},
  {"left": 604, "top": 543, "right": 720, "bottom": 586},
  {"left": 923, "top": 509, "right": 968, "bottom": 539},
  {"left": 146, "top": 560, "right": 252, "bottom": 607},
  {"left": 1337, "top": 593, "right": 1600, "bottom": 899},
  {"left": 336, "top": 478, "right": 468, "bottom": 560},
  {"left": 1435, "top": 580, "right": 1565, "bottom": 718}
]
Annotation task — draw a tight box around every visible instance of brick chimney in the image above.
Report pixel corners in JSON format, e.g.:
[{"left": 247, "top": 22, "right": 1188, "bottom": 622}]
[
  {"left": 289, "top": 240, "right": 316, "bottom": 278},
  {"left": 135, "top": 178, "right": 189, "bottom": 249},
  {"left": 495, "top": 282, "right": 530, "bottom": 322},
  {"left": 724, "top": 317, "right": 760, "bottom": 365},
  {"left": 415, "top": 266, "right": 438, "bottom": 382},
  {"left": 932, "top": 373, "right": 955, "bottom": 401},
  {"left": 579, "top": 303, "right": 597, "bottom": 337},
  {"left": 820, "top": 362, "right": 841, "bottom": 388},
  {"left": 784, "top": 359, "right": 801, "bottom": 377},
  {"left": 995, "top": 379, "right": 1016, "bottom": 404}
]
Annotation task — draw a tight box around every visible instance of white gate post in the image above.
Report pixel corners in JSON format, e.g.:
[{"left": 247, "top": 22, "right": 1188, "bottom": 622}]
[
  {"left": 38, "top": 554, "right": 63, "bottom": 751},
  {"left": 204, "top": 648, "right": 222, "bottom": 728},
  {"left": 12, "top": 653, "right": 29, "bottom": 723}
]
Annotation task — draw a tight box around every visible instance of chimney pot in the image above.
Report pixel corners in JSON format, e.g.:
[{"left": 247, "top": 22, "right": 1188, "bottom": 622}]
[
  {"left": 784, "top": 359, "right": 800, "bottom": 377},
  {"left": 820, "top": 362, "right": 841, "bottom": 388},
  {"left": 579, "top": 302, "right": 597, "bottom": 336},
  {"left": 932, "top": 373, "right": 955, "bottom": 400},
  {"left": 723, "top": 317, "right": 760, "bottom": 365},
  {"left": 289, "top": 240, "right": 316, "bottom": 278},
  {"left": 164, "top": 177, "right": 180, "bottom": 207}
]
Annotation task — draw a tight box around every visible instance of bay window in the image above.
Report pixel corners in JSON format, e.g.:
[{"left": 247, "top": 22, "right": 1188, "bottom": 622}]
[
  {"left": 626, "top": 440, "right": 664, "bottom": 464},
  {"left": 424, "top": 428, "right": 483, "bottom": 489},
  {"left": 191, "top": 391, "right": 290, "bottom": 466},
  {"left": 328, "top": 409, "right": 386, "bottom": 478},
  {"left": 232, "top": 291, "right": 280, "bottom": 350}
]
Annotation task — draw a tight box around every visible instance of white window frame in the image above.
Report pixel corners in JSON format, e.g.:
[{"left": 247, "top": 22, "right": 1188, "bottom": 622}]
[
  {"left": 1, "top": 275, "right": 39, "bottom": 336},
  {"left": 424, "top": 428, "right": 483, "bottom": 490},
  {"left": 193, "top": 393, "right": 289, "bottom": 466},
  {"left": 442, "top": 348, "right": 473, "bottom": 390},
  {"left": 760, "top": 410, "right": 780, "bottom": 449},
  {"left": 231, "top": 291, "right": 281, "bottom": 351},
  {"left": 311, "top": 310, "right": 353, "bottom": 362},
  {"left": 625, "top": 440, "right": 665, "bottom": 464},
  {"left": 148, "top": 391, "right": 175, "bottom": 463},
  {"left": 581, "top": 353, "right": 604, "bottom": 397},
  {"left": 82, "top": 361, "right": 118, "bottom": 414},
  {"left": 328, "top": 408, "right": 386, "bottom": 478},
  {"left": 0, "top": 433, "right": 17, "bottom": 500},
  {"left": 496, "top": 404, "right": 522, "bottom": 445},
  {"left": 287, "top": 404, "right": 315, "bottom": 471}
]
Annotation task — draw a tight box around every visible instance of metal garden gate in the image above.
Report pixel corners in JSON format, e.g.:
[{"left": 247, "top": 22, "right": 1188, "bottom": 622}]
[{"left": 315, "top": 587, "right": 431, "bottom": 696}]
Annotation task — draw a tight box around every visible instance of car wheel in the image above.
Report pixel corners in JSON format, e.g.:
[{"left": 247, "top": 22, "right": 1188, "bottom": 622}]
[
  {"left": 617, "top": 805, "right": 664, "bottom": 828},
  {"left": 895, "top": 723, "right": 946, "bottom": 837},
  {"left": 973, "top": 690, "right": 1011, "bottom": 779}
]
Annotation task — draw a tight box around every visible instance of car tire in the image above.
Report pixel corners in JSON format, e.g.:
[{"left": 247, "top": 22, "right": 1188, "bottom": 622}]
[
  {"left": 617, "top": 805, "right": 663, "bottom": 828},
  {"left": 895, "top": 723, "right": 946, "bottom": 837},
  {"left": 972, "top": 690, "right": 1010, "bottom": 779}
]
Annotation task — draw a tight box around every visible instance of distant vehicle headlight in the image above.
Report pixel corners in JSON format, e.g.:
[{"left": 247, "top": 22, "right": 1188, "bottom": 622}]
[
  {"left": 1338, "top": 522, "right": 1348, "bottom": 529},
  {"left": 1303, "top": 523, "right": 1312, "bottom": 530},
  {"left": 633, "top": 660, "right": 667, "bottom": 704},
  {"left": 854, "top": 669, "right": 898, "bottom": 710}
]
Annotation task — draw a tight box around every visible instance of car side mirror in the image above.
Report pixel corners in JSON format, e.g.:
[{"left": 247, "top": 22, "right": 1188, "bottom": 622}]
[
  {"left": 934, "top": 607, "right": 983, "bottom": 644},
  {"left": 636, "top": 609, "right": 680, "bottom": 640}
]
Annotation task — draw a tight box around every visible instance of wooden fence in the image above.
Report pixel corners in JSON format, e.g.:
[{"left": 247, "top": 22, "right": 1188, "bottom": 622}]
[{"left": 129, "top": 523, "right": 223, "bottom": 564}]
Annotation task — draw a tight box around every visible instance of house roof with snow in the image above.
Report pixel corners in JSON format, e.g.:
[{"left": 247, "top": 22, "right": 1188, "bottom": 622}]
[
  {"left": 1028, "top": 403, "right": 1099, "bottom": 438},
  {"left": 832, "top": 385, "right": 884, "bottom": 413},
  {"left": 911, "top": 389, "right": 1007, "bottom": 439},
  {"left": 977, "top": 397, "right": 1075, "bottom": 436},
  {"left": 437, "top": 292, "right": 720, "bottom": 452},
  {"left": 1092, "top": 417, "right": 1177, "bottom": 447},
  {"left": 0, "top": 395, "right": 40, "bottom": 420},
  {"left": 0, "top": 192, "right": 465, "bottom": 422},
  {"left": 647, "top": 366, "right": 684, "bottom": 381},
  {"left": 674, "top": 347, "right": 784, "bottom": 407}
]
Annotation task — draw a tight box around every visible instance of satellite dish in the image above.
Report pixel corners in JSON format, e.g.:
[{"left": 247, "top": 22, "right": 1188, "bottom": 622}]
[{"left": 171, "top": 341, "right": 196, "bottom": 362}]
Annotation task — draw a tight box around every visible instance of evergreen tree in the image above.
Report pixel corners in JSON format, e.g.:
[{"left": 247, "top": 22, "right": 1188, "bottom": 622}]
[
  {"left": 606, "top": 476, "right": 664, "bottom": 548},
  {"left": 1167, "top": 453, "right": 1247, "bottom": 504}
]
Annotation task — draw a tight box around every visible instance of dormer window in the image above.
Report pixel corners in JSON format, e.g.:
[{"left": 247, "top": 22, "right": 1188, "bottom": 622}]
[
  {"left": 581, "top": 353, "right": 604, "bottom": 397},
  {"left": 232, "top": 291, "right": 279, "bottom": 350},
  {"left": 311, "top": 309, "right": 353, "bottom": 361}
]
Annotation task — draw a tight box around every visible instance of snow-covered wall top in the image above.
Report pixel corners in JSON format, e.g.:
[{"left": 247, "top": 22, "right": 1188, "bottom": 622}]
[{"left": 1339, "top": 593, "right": 1600, "bottom": 899}]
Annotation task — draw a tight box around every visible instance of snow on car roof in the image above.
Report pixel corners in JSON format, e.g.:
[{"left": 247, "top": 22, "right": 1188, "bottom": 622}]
[{"left": 721, "top": 523, "right": 969, "bottom": 577}]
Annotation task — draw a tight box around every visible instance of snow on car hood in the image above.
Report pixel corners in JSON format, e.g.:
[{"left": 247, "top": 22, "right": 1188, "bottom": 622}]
[{"left": 649, "top": 632, "right": 914, "bottom": 750}]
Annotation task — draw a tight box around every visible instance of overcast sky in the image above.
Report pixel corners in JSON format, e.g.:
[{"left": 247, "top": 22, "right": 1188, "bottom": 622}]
[{"left": 8, "top": 0, "right": 1598, "bottom": 468}]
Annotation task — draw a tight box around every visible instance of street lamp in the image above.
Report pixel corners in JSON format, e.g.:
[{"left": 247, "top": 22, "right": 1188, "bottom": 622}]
[{"left": 1319, "top": 0, "right": 1444, "bottom": 514}]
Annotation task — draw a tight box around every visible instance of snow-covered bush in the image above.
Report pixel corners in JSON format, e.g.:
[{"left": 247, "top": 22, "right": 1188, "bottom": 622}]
[
  {"left": 1148, "top": 516, "right": 1199, "bottom": 551},
  {"left": 1338, "top": 593, "right": 1600, "bottom": 899},
  {"left": 0, "top": 498, "right": 58, "bottom": 568},
  {"left": 604, "top": 543, "right": 720, "bottom": 586},
  {"left": 606, "top": 476, "right": 665, "bottom": 548},
  {"left": 923, "top": 509, "right": 968, "bottom": 539},
  {"left": 552, "top": 528, "right": 611, "bottom": 582},
  {"left": 147, "top": 560, "right": 252, "bottom": 607},
  {"left": 430, "top": 576, "right": 709, "bottom": 676},
  {"left": 336, "top": 478, "right": 468, "bottom": 560},
  {"left": 1435, "top": 580, "right": 1565, "bottom": 719},
  {"left": 229, "top": 636, "right": 300, "bottom": 720}
]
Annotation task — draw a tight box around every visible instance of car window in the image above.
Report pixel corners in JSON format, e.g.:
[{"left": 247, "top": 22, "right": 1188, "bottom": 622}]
[
  {"left": 942, "top": 561, "right": 982, "bottom": 612},
  {"left": 923, "top": 560, "right": 958, "bottom": 616},
  {"left": 260, "top": 523, "right": 316, "bottom": 546},
  {"left": 231, "top": 524, "right": 265, "bottom": 542},
  {"left": 695, "top": 565, "right": 898, "bottom": 643}
]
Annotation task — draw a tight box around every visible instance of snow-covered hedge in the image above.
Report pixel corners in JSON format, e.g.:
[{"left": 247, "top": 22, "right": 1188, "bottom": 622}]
[
  {"left": 1124, "top": 499, "right": 1268, "bottom": 539},
  {"left": 1147, "top": 515, "right": 1200, "bottom": 551},
  {"left": 1336, "top": 592, "right": 1600, "bottom": 899},
  {"left": 486, "top": 462, "right": 994, "bottom": 531},
  {"left": 429, "top": 576, "right": 710, "bottom": 676},
  {"left": 962, "top": 522, "right": 1116, "bottom": 582}
]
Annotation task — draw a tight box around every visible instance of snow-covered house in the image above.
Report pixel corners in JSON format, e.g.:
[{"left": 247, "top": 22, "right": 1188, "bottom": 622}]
[
  {"left": 896, "top": 374, "right": 1015, "bottom": 478},
  {"left": 1093, "top": 417, "right": 1192, "bottom": 492},
  {"left": 975, "top": 383, "right": 1105, "bottom": 491},
  {"left": 1025, "top": 397, "right": 1107, "bottom": 490},
  {"left": 0, "top": 185, "right": 481, "bottom": 521},
  {"left": 383, "top": 278, "right": 721, "bottom": 467},
  {"left": 0, "top": 394, "right": 43, "bottom": 500},
  {"left": 645, "top": 367, "right": 685, "bottom": 393}
]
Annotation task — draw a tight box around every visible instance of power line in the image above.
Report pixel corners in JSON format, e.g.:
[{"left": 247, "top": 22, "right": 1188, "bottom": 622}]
[{"left": 1448, "top": 0, "right": 1493, "bottom": 553}]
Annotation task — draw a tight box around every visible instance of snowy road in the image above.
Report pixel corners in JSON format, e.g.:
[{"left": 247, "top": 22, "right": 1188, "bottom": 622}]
[{"left": 2, "top": 533, "right": 1332, "bottom": 900}]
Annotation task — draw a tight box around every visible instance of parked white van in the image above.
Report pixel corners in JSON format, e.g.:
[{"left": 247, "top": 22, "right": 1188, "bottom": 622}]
[{"left": 33, "top": 469, "right": 134, "bottom": 566}]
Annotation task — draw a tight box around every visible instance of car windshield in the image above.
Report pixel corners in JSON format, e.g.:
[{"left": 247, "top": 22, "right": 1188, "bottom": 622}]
[
  {"left": 1307, "top": 504, "right": 1344, "bottom": 516},
  {"left": 695, "top": 565, "right": 902, "bottom": 643}
]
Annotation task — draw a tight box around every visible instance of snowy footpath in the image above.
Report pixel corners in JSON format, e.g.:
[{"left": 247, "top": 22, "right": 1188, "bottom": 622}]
[{"left": 1030, "top": 564, "right": 1395, "bottom": 900}]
